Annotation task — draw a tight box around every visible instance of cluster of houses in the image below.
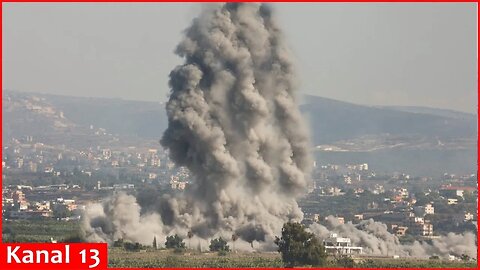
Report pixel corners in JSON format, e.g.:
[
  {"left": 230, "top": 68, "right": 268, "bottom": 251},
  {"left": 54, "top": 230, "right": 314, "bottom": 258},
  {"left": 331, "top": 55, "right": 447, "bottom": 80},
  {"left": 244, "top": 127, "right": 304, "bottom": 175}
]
[
  {"left": 304, "top": 184, "right": 477, "bottom": 238},
  {"left": 2, "top": 185, "right": 84, "bottom": 220}
]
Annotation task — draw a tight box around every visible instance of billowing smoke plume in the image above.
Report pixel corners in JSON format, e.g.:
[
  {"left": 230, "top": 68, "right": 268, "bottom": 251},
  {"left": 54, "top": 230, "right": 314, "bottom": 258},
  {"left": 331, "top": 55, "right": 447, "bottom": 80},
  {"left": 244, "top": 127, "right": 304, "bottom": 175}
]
[
  {"left": 83, "top": 2, "right": 311, "bottom": 249},
  {"left": 309, "top": 216, "right": 477, "bottom": 259},
  {"left": 81, "top": 3, "right": 477, "bottom": 258}
]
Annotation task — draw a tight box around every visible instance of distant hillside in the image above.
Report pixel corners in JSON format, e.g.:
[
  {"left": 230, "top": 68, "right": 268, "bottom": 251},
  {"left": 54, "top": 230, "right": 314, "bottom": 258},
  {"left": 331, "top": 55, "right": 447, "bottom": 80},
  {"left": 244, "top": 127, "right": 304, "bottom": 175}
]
[
  {"left": 382, "top": 106, "right": 476, "bottom": 120},
  {"left": 3, "top": 90, "right": 476, "bottom": 146},
  {"left": 301, "top": 95, "right": 476, "bottom": 145},
  {"left": 4, "top": 90, "right": 476, "bottom": 175},
  {"left": 2, "top": 91, "right": 77, "bottom": 140},
  {"left": 44, "top": 94, "right": 167, "bottom": 139}
]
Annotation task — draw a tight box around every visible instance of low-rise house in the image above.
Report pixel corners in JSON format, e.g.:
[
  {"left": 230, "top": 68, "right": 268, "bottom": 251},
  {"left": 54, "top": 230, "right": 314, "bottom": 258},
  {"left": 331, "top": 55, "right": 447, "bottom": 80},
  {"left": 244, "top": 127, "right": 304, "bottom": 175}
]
[
  {"left": 391, "top": 225, "right": 408, "bottom": 236},
  {"left": 447, "top": 198, "right": 458, "bottom": 205},
  {"left": 323, "top": 233, "right": 363, "bottom": 255},
  {"left": 414, "top": 203, "right": 434, "bottom": 216},
  {"left": 440, "top": 186, "right": 476, "bottom": 198},
  {"left": 464, "top": 212, "right": 475, "bottom": 221}
]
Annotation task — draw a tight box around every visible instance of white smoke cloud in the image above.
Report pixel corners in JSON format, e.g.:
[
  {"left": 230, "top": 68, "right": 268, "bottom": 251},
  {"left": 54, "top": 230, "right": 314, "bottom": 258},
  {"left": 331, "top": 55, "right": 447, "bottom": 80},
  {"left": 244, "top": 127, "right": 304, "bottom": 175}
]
[
  {"left": 82, "top": 3, "right": 477, "bottom": 258},
  {"left": 309, "top": 216, "right": 477, "bottom": 259},
  {"left": 83, "top": 3, "right": 311, "bottom": 250}
]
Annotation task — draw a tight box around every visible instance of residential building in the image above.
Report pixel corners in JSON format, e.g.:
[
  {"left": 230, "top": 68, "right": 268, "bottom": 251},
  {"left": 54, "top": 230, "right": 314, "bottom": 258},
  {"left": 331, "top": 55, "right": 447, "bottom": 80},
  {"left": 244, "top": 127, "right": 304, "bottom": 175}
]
[
  {"left": 414, "top": 203, "right": 434, "bottom": 216},
  {"left": 323, "top": 233, "right": 363, "bottom": 255}
]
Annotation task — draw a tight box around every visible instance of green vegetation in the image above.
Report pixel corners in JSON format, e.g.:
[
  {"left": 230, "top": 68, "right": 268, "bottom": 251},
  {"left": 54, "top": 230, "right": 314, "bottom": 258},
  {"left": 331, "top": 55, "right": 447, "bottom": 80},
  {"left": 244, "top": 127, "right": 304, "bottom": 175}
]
[
  {"left": 355, "top": 258, "right": 476, "bottom": 268},
  {"left": 2, "top": 220, "right": 82, "bottom": 243},
  {"left": 124, "top": 242, "right": 146, "bottom": 252},
  {"left": 112, "top": 239, "right": 149, "bottom": 252},
  {"left": 209, "top": 237, "right": 230, "bottom": 253},
  {"left": 300, "top": 190, "right": 387, "bottom": 220},
  {"left": 3, "top": 220, "right": 477, "bottom": 268},
  {"left": 108, "top": 248, "right": 476, "bottom": 268},
  {"left": 274, "top": 222, "right": 327, "bottom": 267},
  {"left": 108, "top": 248, "right": 283, "bottom": 268},
  {"left": 113, "top": 238, "right": 124, "bottom": 247},
  {"left": 152, "top": 236, "right": 157, "bottom": 249},
  {"left": 165, "top": 234, "right": 186, "bottom": 250},
  {"left": 414, "top": 191, "right": 477, "bottom": 235},
  {"left": 333, "top": 255, "right": 355, "bottom": 268}
]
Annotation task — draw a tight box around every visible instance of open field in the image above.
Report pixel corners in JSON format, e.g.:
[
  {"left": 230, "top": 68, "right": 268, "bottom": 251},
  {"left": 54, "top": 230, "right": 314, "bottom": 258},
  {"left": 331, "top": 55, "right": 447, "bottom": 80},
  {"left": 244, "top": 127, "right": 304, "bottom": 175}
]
[
  {"left": 352, "top": 256, "right": 477, "bottom": 268},
  {"left": 108, "top": 248, "right": 283, "bottom": 268},
  {"left": 108, "top": 248, "right": 477, "bottom": 268},
  {"left": 2, "top": 219, "right": 81, "bottom": 243}
]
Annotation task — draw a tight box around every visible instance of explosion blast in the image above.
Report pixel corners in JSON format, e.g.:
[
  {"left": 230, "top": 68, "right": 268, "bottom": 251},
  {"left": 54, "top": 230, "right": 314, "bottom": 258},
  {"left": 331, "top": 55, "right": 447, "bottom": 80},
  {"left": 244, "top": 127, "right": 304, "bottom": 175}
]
[
  {"left": 82, "top": 3, "right": 477, "bottom": 258},
  {"left": 83, "top": 3, "right": 311, "bottom": 250}
]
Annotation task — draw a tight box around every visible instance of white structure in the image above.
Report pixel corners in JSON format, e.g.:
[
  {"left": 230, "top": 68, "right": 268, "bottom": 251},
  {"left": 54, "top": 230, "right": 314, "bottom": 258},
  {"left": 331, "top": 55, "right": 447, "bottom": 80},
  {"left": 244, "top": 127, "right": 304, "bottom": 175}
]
[
  {"left": 424, "top": 203, "right": 435, "bottom": 215},
  {"left": 465, "top": 212, "right": 474, "bottom": 221},
  {"left": 323, "top": 233, "right": 363, "bottom": 255},
  {"left": 359, "top": 163, "right": 368, "bottom": 171},
  {"left": 447, "top": 198, "right": 458, "bottom": 205},
  {"left": 414, "top": 203, "right": 435, "bottom": 216},
  {"left": 113, "top": 183, "right": 135, "bottom": 190}
]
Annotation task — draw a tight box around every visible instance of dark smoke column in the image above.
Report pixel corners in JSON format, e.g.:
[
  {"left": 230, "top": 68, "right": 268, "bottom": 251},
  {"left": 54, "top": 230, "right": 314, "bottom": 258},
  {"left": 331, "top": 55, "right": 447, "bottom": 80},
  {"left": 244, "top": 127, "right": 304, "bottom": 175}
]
[{"left": 161, "top": 3, "right": 312, "bottom": 242}]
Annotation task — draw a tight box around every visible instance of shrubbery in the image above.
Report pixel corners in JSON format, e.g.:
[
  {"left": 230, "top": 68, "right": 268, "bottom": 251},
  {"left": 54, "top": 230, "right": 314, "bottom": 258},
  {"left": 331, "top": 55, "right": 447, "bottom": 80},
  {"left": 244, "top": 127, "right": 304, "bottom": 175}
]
[
  {"left": 124, "top": 242, "right": 144, "bottom": 252},
  {"left": 165, "top": 234, "right": 186, "bottom": 249},
  {"left": 334, "top": 255, "right": 355, "bottom": 268},
  {"left": 112, "top": 238, "right": 146, "bottom": 252},
  {"left": 274, "top": 222, "right": 327, "bottom": 267},
  {"left": 209, "top": 237, "right": 230, "bottom": 252}
]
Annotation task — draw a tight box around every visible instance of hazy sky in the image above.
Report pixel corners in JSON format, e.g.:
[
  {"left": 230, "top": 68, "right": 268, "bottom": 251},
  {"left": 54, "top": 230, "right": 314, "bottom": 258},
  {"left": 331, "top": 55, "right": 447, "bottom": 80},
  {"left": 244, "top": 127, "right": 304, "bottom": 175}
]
[{"left": 3, "top": 3, "right": 477, "bottom": 113}]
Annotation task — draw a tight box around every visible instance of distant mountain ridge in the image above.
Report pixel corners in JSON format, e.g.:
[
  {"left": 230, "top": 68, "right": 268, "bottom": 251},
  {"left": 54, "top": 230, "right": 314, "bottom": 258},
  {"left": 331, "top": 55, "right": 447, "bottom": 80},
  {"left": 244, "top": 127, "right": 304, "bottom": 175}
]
[
  {"left": 44, "top": 93, "right": 168, "bottom": 139},
  {"left": 3, "top": 90, "right": 476, "bottom": 146},
  {"left": 300, "top": 94, "right": 476, "bottom": 145},
  {"left": 379, "top": 105, "right": 476, "bottom": 120}
]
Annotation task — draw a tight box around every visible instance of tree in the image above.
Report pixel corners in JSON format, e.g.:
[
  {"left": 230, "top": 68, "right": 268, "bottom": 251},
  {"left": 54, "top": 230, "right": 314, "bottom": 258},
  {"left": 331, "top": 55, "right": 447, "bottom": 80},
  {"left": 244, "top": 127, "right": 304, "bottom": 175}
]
[
  {"left": 187, "top": 231, "right": 193, "bottom": 249},
  {"left": 209, "top": 237, "right": 230, "bottom": 252},
  {"left": 113, "top": 238, "right": 124, "bottom": 247},
  {"left": 345, "top": 189, "right": 355, "bottom": 198},
  {"left": 455, "top": 195, "right": 464, "bottom": 203},
  {"left": 460, "top": 254, "right": 471, "bottom": 262},
  {"left": 152, "top": 236, "right": 157, "bottom": 249},
  {"left": 124, "top": 242, "right": 142, "bottom": 251},
  {"left": 414, "top": 192, "right": 429, "bottom": 206},
  {"left": 463, "top": 191, "right": 476, "bottom": 203},
  {"left": 72, "top": 167, "right": 81, "bottom": 176},
  {"left": 274, "top": 222, "right": 327, "bottom": 267},
  {"left": 231, "top": 234, "right": 238, "bottom": 252},
  {"left": 165, "top": 234, "right": 186, "bottom": 249},
  {"left": 53, "top": 205, "right": 70, "bottom": 219}
]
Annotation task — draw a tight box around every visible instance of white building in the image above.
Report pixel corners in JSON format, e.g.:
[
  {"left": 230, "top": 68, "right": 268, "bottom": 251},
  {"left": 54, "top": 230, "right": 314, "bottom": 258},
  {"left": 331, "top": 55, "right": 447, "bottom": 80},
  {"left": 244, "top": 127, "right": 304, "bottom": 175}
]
[
  {"left": 113, "top": 183, "right": 135, "bottom": 190},
  {"left": 414, "top": 203, "right": 435, "bottom": 216},
  {"left": 424, "top": 203, "right": 434, "bottom": 215},
  {"left": 447, "top": 198, "right": 458, "bottom": 205},
  {"left": 465, "top": 212, "right": 474, "bottom": 221},
  {"left": 323, "top": 233, "right": 363, "bottom": 255}
]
